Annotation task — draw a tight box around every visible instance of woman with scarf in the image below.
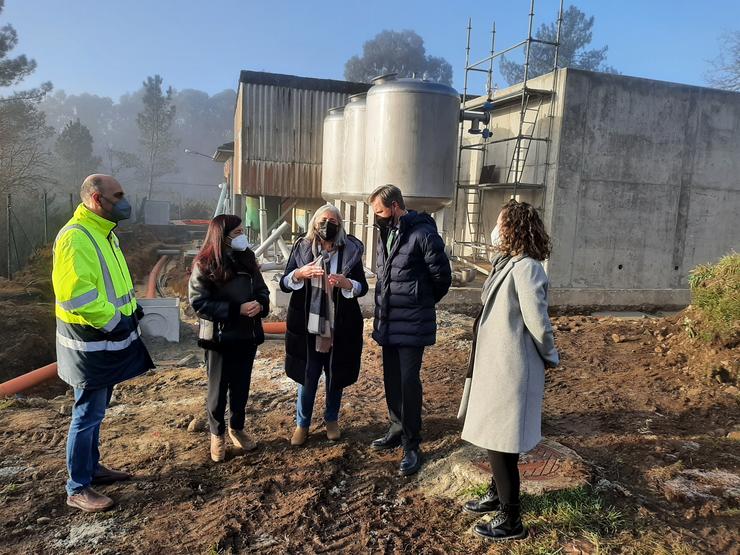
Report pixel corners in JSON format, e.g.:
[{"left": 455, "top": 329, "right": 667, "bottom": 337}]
[
  {"left": 280, "top": 204, "right": 368, "bottom": 446},
  {"left": 189, "top": 215, "right": 270, "bottom": 462},
  {"left": 458, "top": 200, "right": 559, "bottom": 542}
]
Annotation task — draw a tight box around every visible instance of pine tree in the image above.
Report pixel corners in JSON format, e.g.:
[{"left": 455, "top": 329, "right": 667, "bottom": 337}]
[
  {"left": 54, "top": 119, "right": 101, "bottom": 192},
  {"left": 136, "top": 75, "right": 177, "bottom": 199}
]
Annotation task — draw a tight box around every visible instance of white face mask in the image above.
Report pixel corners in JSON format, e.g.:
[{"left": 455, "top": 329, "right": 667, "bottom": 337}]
[
  {"left": 229, "top": 234, "right": 250, "bottom": 252},
  {"left": 490, "top": 225, "right": 501, "bottom": 248}
]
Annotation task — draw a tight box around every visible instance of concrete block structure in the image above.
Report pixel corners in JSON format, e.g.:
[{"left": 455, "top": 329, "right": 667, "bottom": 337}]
[{"left": 458, "top": 69, "right": 740, "bottom": 309}]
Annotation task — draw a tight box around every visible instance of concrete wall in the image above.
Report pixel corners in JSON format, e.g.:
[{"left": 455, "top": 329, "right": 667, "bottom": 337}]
[{"left": 548, "top": 69, "right": 740, "bottom": 307}]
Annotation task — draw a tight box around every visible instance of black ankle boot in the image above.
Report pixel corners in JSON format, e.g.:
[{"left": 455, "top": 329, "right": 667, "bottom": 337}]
[
  {"left": 463, "top": 480, "right": 500, "bottom": 514},
  {"left": 473, "top": 504, "right": 527, "bottom": 542}
]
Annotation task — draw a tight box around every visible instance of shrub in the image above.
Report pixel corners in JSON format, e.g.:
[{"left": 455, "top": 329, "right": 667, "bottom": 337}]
[{"left": 688, "top": 252, "right": 740, "bottom": 346}]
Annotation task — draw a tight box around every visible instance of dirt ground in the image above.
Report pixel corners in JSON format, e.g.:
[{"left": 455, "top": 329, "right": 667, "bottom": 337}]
[{"left": 1, "top": 302, "right": 738, "bottom": 553}]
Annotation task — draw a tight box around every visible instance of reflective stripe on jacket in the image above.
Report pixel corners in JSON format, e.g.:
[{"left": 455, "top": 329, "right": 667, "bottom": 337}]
[{"left": 52, "top": 204, "right": 153, "bottom": 389}]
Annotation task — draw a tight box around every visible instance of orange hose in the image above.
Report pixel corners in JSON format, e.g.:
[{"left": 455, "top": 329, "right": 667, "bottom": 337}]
[
  {"left": 263, "top": 322, "right": 287, "bottom": 334},
  {"left": 0, "top": 363, "right": 58, "bottom": 397},
  {"left": 143, "top": 255, "right": 169, "bottom": 299}
]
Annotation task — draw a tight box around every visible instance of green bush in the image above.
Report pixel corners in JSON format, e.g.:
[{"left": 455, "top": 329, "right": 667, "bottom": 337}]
[{"left": 688, "top": 252, "right": 740, "bottom": 345}]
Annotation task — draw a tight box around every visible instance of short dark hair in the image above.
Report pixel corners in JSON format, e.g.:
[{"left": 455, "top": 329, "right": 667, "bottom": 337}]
[{"left": 368, "top": 184, "right": 405, "bottom": 210}]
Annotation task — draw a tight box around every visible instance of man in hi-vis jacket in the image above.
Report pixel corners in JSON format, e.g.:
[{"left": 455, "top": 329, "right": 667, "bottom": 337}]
[{"left": 52, "top": 174, "right": 154, "bottom": 512}]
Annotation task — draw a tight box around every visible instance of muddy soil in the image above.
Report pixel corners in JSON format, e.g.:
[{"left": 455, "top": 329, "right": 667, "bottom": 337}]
[{"left": 1, "top": 308, "right": 738, "bottom": 554}]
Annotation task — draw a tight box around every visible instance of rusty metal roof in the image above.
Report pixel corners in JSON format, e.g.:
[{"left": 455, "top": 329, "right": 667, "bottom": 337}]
[{"left": 235, "top": 71, "right": 370, "bottom": 198}]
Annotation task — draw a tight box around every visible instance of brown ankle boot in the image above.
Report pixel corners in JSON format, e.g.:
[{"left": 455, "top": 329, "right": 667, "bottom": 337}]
[
  {"left": 210, "top": 434, "right": 226, "bottom": 462},
  {"left": 228, "top": 428, "right": 257, "bottom": 451},
  {"left": 66, "top": 487, "right": 114, "bottom": 512},
  {"left": 325, "top": 420, "right": 341, "bottom": 441},
  {"left": 290, "top": 426, "right": 309, "bottom": 446}
]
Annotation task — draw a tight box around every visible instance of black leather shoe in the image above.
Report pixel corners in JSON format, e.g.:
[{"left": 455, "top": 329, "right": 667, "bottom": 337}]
[
  {"left": 473, "top": 504, "right": 527, "bottom": 542},
  {"left": 371, "top": 433, "right": 402, "bottom": 450},
  {"left": 463, "top": 481, "right": 500, "bottom": 514},
  {"left": 398, "top": 448, "right": 422, "bottom": 476}
]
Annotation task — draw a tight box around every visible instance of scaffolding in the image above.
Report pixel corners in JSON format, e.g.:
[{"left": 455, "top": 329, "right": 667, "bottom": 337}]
[{"left": 453, "top": 0, "right": 564, "bottom": 264}]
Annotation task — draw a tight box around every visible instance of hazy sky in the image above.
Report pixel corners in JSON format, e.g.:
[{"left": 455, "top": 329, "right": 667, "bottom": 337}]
[{"left": 3, "top": 0, "right": 737, "bottom": 99}]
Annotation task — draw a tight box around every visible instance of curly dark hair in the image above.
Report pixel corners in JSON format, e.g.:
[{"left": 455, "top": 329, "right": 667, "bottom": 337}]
[{"left": 497, "top": 200, "right": 551, "bottom": 261}]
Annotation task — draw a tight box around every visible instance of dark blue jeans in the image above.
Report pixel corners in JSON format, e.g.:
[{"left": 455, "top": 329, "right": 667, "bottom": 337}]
[
  {"left": 66, "top": 385, "right": 114, "bottom": 496},
  {"left": 296, "top": 350, "right": 342, "bottom": 428}
]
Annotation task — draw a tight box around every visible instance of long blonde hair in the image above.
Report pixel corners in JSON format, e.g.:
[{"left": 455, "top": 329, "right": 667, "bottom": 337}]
[{"left": 305, "top": 204, "right": 347, "bottom": 245}]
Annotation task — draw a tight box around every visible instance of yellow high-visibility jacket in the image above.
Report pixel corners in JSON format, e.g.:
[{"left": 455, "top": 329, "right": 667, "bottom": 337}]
[{"left": 52, "top": 204, "right": 153, "bottom": 389}]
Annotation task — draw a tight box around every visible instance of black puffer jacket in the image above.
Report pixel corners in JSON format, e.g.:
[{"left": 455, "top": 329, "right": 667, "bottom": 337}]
[
  {"left": 373, "top": 210, "right": 451, "bottom": 347},
  {"left": 188, "top": 250, "right": 270, "bottom": 349},
  {"left": 280, "top": 235, "right": 369, "bottom": 389}
]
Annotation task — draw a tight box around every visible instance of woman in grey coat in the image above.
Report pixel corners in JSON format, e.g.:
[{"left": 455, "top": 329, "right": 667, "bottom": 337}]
[{"left": 458, "top": 200, "right": 559, "bottom": 542}]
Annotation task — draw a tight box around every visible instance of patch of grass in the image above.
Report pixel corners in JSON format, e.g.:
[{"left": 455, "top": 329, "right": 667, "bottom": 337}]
[
  {"left": 0, "top": 399, "right": 16, "bottom": 411},
  {"left": 688, "top": 252, "right": 740, "bottom": 345},
  {"left": 460, "top": 482, "right": 490, "bottom": 499},
  {"left": 521, "top": 486, "right": 625, "bottom": 538}
]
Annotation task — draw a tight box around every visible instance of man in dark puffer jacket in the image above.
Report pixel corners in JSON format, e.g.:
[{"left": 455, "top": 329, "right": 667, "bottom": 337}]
[{"left": 368, "top": 184, "right": 452, "bottom": 476}]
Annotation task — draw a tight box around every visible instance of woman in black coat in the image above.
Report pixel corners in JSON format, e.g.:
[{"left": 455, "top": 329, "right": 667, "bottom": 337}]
[
  {"left": 188, "top": 214, "right": 270, "bottom": 462},
  {"left": 280, "top": 204, "right": 368, "bottom": 446}
]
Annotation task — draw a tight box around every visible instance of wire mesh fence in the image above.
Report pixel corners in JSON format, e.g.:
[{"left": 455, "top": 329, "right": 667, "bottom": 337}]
[{"left": 0, "top": 190, "right": 74, "bottom": 280}]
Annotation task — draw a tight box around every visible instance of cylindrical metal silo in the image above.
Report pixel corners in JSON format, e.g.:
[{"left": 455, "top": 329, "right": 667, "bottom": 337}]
[
  {"left": 341, "top": 93, "right": 367, "bottom": 202},
  {"left": 364, "top": 78, "right": 460, "bottom": 213},
  {"left": 321, "top": 106, "right": 345, "bottom": 202}
]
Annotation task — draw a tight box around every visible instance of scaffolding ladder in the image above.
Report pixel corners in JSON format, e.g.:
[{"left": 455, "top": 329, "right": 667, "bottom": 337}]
[{"left": 452, "top": 0, "right": 564, "bottom": 264}]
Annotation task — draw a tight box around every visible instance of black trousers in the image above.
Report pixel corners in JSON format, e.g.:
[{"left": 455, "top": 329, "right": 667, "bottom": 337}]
[
  {"left": 488, "top": 450, "right": 521, "bottom": 506},
  {"left": 206, "top": 346, "right": 257, "bottom": 436},
  {"left": 382, "top": 345, "right": 425, "bottom": 450}
]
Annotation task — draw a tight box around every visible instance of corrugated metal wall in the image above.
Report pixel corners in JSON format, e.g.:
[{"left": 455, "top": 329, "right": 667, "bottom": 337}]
[{"left": 236, "top": 83, "right": 352, "bottom": 198}]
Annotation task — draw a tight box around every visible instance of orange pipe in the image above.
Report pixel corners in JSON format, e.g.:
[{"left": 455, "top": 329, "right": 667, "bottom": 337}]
[
  {"left": 144, "top": 255, "right": 169, "bottom": 299},
  {"left": 0, "top": 363, "right": 58, "bottom": 397},
  {"left": 263, "top": 322, "right": 287, "bottom": 334}
]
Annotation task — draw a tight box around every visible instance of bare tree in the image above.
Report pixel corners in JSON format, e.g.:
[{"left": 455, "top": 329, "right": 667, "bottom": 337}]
[
  {"left": 0, "top": 0, "right": 53, "bottom": 195},
  {"left": 706, "top": 30, "right": 740, "bottom": 92}
]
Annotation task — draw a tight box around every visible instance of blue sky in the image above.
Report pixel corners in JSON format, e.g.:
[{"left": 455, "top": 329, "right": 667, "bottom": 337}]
[{"left": 3, "top": 0, "right": 737, "bottom": 99}]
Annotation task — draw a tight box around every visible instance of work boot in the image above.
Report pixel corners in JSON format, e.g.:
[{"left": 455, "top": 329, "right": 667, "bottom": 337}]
[
  {"left": 463, "top": 479, "right": 500, "bottom": 514},
  {"left": 210, "top": 434, "right": 226, "bottom": 462},
  {"left": 371, "top": 432, "right": 402, "bottom": 450},
  {"left": 92, "top": 463, "right": 132, "bottom": 485},
  {"left": 66, "top": 487, "right": 114, "bottom": 513},
  {"left": 473, "top": 504, "right": 527, "bottom": 542},
  {"left": 325, "top": 421, "right": 341, "bottom": 441},
  {"left": 228, "top": 428, "right": 257, "bottom": 451},
  {"left": 399, "top": 448, "right": 422, "bottom": 476},
  {"left": 291, "top": 426, "right": 309, "bottom": 446}
]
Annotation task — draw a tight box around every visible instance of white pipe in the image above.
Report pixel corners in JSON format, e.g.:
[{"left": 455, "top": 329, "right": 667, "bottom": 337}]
[
  {"left": 213, "top": 183, "right": 227, "bottom": 217},
  {"left": 254, "top": 221, "right": 291, "bottom": 258},
  {"left": 276, "top": 237, "right": 292, "bottom": 259}
]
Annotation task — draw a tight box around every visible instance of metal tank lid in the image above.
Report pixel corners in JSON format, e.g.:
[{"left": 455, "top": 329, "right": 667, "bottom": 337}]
[
  {"left": 368, "top": 78, "right": 459, "bottom": 98},
  {"left": 347, "top": 92, "right": 367, "bottom": 103},
  {"left": 325, "top": 106, "right": 345, "bottom": 119}
]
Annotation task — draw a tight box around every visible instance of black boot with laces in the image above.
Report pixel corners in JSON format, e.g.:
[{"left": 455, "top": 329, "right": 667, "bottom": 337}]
[
  {"left": 473, "top": 503, "right": 527, "bottom": 541},
  {"left": 463, "top": 480, "right": 500, "bottom": 514}
]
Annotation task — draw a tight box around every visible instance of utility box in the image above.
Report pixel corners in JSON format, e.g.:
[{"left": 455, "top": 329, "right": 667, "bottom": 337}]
[
  {"left": 143, "top": 200, "right": 171, "bottom": 225},
  {"left": 138, "top": 298, "right": 180, "bottom": 342}
]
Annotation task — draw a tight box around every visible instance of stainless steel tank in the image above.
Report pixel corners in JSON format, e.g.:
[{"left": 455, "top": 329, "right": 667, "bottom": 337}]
[
  {"left": 320, "top": 106, "right": 345, "bottom": 202},
  {"left": 340, "top": 93, "right": 367, "bottom": 202},
  {"left": 364, "top": 78, "right": 460, "bottom": 212}
]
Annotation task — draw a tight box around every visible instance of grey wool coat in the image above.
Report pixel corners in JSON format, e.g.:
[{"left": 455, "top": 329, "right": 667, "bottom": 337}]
[{"left": 459, "top": 255, "right": 559, "bottom": 454}]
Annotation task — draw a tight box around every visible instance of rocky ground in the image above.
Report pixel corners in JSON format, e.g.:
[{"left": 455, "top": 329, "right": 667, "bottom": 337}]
[{"left": 1, "top": 307, "right": 738, "bottom": 554}]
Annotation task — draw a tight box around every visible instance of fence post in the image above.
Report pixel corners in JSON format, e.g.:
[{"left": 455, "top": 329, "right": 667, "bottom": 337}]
[
  {"left": 43, "top": 190, "right": 49, "bottom": 244},
  {"left": 6, "top": 194, "right": 11, "bottom": 280}
]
